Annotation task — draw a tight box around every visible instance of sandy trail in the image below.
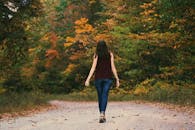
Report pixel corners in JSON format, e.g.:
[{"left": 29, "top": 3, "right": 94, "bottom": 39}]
[{"left": 0, "top": 100, "right": 194, "bottom": 130}]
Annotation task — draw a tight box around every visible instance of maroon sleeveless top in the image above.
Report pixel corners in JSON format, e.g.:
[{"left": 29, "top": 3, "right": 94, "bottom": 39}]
[{"left": 95, "top": 55, "right": 113, "bottom": 80}]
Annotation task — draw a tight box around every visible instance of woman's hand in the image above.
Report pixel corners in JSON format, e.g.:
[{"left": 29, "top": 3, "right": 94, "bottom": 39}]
[
  {"left": 116, "top": 79, "right": 120, "bottom": 88},
  {"left": 85, "top": 79, "right": 90, "bottom": 87}
]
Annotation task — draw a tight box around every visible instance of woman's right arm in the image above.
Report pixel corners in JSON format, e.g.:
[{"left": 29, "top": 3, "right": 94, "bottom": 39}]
[
  {"left": 110, "top": 52, "right": 120, "bottom": 88},
  {"left": 85, "top": 55, "right": 98, "bottom": 86}
]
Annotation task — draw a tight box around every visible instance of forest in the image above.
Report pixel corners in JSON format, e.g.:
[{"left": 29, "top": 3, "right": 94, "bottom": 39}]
[{"left": 0, "top": 0, "right": 194, "bottom": 112}]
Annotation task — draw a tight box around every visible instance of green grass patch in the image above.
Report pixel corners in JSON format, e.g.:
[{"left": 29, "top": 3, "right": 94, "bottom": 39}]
[{"left": 0, "top": 91, "right": 48, "bottom": 114}]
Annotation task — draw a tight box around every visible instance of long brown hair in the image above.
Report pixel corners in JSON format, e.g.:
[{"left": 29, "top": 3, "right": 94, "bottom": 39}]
[{"left": 96, "top": 40, "right": 110, "bottom": 59}]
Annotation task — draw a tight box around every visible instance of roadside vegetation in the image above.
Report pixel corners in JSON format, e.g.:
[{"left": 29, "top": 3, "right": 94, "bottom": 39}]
[{"left": 0, "top": 0, "right": 194, "bottom": 114}]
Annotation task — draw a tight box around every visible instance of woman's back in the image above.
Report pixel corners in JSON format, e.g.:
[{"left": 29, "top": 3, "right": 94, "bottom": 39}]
[{"left": 95, "top": 54, "right": 113, "bottom": 80}]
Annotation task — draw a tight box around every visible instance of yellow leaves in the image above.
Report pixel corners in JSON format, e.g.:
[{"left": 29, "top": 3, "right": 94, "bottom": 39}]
[
  {"left": 40, "top": 33, "right": 50, "bottom": 41},
  {"left": 110, "top": 88, "right": 129, "bottom": 95},
  {"left": 134, "top": 87, "right": 149, "bottom": 95},
  {"left": 63, "top": 64, "right": 77, "bottom": 75},
  {"left": 155, "top": 81, "right": 173, "bottom": 90},
  {"left": 151, "top": 0, "right": 158, "bottom": 4},
  {"left": 89, "top": 0, "right": 96, "bottom": 4},
  {"left": 64, "top": 37, "right": 75, "bottom": 47},
  {"left": 75, "top": 25, "right": 93, "bottom": 34},
  {"left": 0, "top": 87, "right": 6, "bottom": 94},
  {"left": 169, "top": 21, "right": 178, "bottom": 29},
  {"left": 169, "top": 19, "right": 186, "bottom": 30},
  {"left": 154, "top": 14, "right": 159, "bottom": 17},
  {"left": 0, "top": 77, "right": 6, "bottom": 94},
  {"left": 128, "top": 33, "right": 147, "bottom": 40},
  {"left": 28, "top": 48, "right": 36, "bottom": 53},
  {"left": 25, "top": 25, "right": 31, "bottom": 31}
]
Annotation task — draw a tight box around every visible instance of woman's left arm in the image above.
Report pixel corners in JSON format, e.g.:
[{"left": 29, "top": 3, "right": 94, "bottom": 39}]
[
  {"left": 110, "top": 52, "right": 120, "bottom": 88},
  {"left": 85, "top": 55, "right": 98, "bottom": 86}
]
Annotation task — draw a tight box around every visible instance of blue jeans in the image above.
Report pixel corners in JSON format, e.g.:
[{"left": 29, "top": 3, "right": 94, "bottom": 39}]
[{"left": 94, "top": 79, "right": 112, "bottom": 113}]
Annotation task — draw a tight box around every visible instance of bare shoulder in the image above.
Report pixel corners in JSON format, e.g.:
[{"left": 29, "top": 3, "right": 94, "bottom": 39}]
[
  {"left": 93, "top": 53, "right": 98, "bottom": 58},
  {"left": 93, "top": 54, "right": 98, "bottom": 62}
]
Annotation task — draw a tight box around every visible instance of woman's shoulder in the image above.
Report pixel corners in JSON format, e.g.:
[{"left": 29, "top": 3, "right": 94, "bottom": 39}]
[{"left": 93, "top": 53, "right": 98, "bottom": 59}]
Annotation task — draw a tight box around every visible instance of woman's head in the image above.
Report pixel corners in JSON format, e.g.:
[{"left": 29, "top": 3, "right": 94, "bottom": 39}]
[{"left": 96, "top": 40, "right": 110, "bottom": 59}]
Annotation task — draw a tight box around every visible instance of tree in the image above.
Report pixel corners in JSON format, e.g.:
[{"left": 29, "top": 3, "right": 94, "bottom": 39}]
[{"left": 0, "top": 0, "right": 43, "bottom": 92}]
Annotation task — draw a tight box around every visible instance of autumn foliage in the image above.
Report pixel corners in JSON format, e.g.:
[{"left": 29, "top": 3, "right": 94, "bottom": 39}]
[{"left": 0, "top": 0, "right": 194, "bottom": 104}]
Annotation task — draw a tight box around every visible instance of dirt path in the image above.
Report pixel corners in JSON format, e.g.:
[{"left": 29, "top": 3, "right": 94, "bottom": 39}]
[{"left": 0, "top": 100, "right": 194, "bottom": 130}]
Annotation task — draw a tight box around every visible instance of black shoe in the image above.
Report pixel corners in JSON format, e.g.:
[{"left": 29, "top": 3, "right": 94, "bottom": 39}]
[
  {"left": 99, "top": 118, "right": 105, "bottom": 123},
  {"left": 99, "top": 115, "right": 106, "bottom": 123}
]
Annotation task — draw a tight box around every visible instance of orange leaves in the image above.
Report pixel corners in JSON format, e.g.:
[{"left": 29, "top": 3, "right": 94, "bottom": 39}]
[
  {"left": 75, "top": 24, "right": 94, "bottom": 34},
  {"left": 169, "top": 19, "right": 186, "bottom": 30},
  {"left": 74, "top": 18, "right": 94, "bottom": 34},
  {"left": 45, "top": 49, "right": 59, "bottom": 60},
  {"left": 21, "top": 66, "right": 35, "bottom": 78},
  {"left": 40, "top": 32, "right": 58, "bottom": 48},
  {"left": 140, "top": 9, "right": 155, "bottom": 16},
  {"left": 94, "top": 33, "right": 112, "bottom": 43},
  {"left": 66, "top": 37, "right": 76, "bottom": 43},
  {"left": 44, "top": 32, "right": 60, "bottom": 68},
  {"left": 74, "top": 17, "right": 88, "bottom": 25},
  {"left": 64, "top": 43, "right": 73, "bottom": 47},
  {"left": 140, "top": 3, "right": 153, "bottom": 9},
  {"left": 140, "top": 0, "right": 157, "bottom": 9},
  {"left": 64, "top": 18, "right": 95, "bottom": 47},
  {"left": 102, "top": 19, "right": 116, "bottom": 30},
  {"left": 64, "top": 37, "right": 75, "bottom": 47},
  {"left": 49, "top": 32, "right": 58, "bottom": 48},
  {"left": 69, "top": 51, "right": 85, "bottom": 61}
]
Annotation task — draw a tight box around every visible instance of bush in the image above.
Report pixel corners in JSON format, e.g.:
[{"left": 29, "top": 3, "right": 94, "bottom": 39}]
[{"left": 0, "top": 90, "right": 48, "bottom": 113}]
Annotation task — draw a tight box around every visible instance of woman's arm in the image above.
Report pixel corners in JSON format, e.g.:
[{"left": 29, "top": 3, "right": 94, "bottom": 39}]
[
  {"left": 85, "top": 55, "right": 98, "bottom": 86},
  {"left": 110, "top": 52, "right": 120, "bottom": 88}
]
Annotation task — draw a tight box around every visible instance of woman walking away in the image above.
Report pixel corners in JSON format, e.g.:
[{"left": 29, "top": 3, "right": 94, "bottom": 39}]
[{"left": 85, "top": 40, "right": 120, "bottom": 123}]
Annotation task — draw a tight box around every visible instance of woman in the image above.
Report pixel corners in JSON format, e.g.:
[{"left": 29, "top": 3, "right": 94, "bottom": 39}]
[{"left": 85, "top": 40, "right": 120, "bottom": 123}]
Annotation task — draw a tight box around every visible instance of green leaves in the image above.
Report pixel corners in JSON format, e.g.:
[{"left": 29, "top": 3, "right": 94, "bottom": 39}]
[{"left": 55, "top": 0, "right": 67, "bottom": 12}]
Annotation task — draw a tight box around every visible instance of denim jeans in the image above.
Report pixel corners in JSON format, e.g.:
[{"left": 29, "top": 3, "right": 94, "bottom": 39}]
[{"left": 94, "top": 79, "right": 112, "bottom": 113}]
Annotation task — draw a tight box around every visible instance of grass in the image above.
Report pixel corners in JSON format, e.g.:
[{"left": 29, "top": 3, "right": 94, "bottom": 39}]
[
  {"left": 0, "top": 81, "right": 194, "bottom": 114},
  {"left": 0, "top": 91, "right": 48, "bottom": 114}
]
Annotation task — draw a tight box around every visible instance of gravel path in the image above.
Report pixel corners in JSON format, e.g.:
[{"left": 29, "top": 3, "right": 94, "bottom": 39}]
[{"left": 0, "top": 100, "right": 194, "bottom": 130}]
